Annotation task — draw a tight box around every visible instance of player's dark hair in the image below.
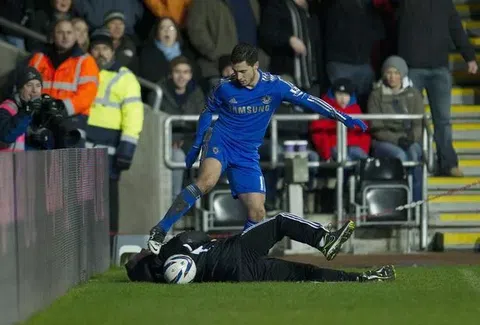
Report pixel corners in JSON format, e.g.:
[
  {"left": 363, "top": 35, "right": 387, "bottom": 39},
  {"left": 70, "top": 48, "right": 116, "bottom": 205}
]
[{"left": 230, "top": 43, "right": 258, "bottom": 66}]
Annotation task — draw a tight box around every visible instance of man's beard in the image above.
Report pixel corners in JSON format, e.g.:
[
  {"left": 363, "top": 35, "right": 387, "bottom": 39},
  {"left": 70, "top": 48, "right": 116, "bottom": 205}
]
[{"left": 96, "top": 57, "right": 111, "bottom": 69}]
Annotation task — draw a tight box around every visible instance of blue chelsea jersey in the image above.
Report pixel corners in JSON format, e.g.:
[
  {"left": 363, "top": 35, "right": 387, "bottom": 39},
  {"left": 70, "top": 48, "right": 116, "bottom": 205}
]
[{"left": 193, "top": 70, "right": 345, "bottom": 151}]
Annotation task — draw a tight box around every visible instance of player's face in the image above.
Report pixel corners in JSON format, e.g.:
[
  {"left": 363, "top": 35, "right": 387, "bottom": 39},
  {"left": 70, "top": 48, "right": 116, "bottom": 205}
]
[
  {"left": 90, "top": 44, "right": 114, "bottom": 68},
  {"left": 334, "top": 92, "right": 351, "bottom": 109},
  {"left": 172, "top": 63, "right": 192, "bottom": 89},
  {"left": 232, "top": 61, "right": 259, "bottom": 87},
  {"left": 53, "top": 21, "right": 76, "bottom": 52},
  {"left": 384, "top": 67, "right": 402, "bottom": 89},
  {"left": 20, "top": 80, "right": 42, "bottom": 102}
]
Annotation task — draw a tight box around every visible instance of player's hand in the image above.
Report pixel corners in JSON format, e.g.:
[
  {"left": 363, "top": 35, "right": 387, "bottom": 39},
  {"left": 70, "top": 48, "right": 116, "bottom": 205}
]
[
  {"left": 344, "top": 118, "right": 368, "bottom": 132},
  {"left": 185, "top": 145, "right": 201, "bottom": 169}
]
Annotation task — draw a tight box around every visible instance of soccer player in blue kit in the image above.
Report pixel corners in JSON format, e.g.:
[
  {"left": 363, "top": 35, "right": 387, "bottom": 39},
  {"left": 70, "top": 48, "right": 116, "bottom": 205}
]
[{"left": 148, "top": 43, "right": 367, "bottom": 259}]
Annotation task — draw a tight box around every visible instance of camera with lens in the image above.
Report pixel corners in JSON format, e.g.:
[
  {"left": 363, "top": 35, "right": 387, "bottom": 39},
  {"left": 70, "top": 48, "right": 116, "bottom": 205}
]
[{"left": 26, "top": 94, "right": 81, "bottom": 149}]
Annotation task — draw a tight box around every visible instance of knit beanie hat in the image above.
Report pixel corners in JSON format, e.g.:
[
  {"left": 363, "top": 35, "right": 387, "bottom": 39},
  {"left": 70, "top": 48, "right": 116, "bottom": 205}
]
[
  {"left": 103, "top": 10, "right": 125, "bottom": 26},
  {"left": 89, "top": 28, "right": 113, "bottom": 50},
  {"left": 331, "top": 78, "right": 355, "bottom": 96},
  {"left": 382, "top": 55, "right": 409, "bottom": 79},
  {"left": 16, "top": 66, "right": 43, "bottom": 90}
]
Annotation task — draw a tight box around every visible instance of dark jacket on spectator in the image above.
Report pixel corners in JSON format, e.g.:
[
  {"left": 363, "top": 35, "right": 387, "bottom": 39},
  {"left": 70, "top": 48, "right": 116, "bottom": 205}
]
[
  {"left": 367, "top": 78, "right": 423, "bottom": 144},
  {"left": 0, "top": 0, "right": 34, "bottom": 37},
  {"left": 115, "top": 36, "right": 139, "bottom": 74},
  {"left": 26, "top": 9, "right": 74, "bottom": 52},
  {"left": 186, "top": 0, "right": 268, "bottom": 79},
  {"left": 396, "top": 0, "right": 476, "bottom": 69},
  {"left": 260, "top": 0, "right": 321, "bottom": 90},
  {"left": 323, "top": 0, "right": 384, "bottom": 65},
  {"left": 74, "top": 0, "right": 143, "bottom": 35},
  {"left": 151, "top": 78, "right": 205, "bottom": 147},
  {"left": 139, "top": 40, "right": 199, "bottom": 84}
]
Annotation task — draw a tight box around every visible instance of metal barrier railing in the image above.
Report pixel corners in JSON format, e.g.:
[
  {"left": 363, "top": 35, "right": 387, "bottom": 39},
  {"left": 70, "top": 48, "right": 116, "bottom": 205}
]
[
  {"left": 0, "top": 17, "right": 163, "bottom": 112},
  {"left": 163, "top": 113, "right": 432, "bottom": 250}
]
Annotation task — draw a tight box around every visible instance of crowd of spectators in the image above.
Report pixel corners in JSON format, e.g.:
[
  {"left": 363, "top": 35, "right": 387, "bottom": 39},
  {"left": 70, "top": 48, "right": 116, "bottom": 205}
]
[{"left": 0, "top": 0, "right": 478, "bottom": 214}]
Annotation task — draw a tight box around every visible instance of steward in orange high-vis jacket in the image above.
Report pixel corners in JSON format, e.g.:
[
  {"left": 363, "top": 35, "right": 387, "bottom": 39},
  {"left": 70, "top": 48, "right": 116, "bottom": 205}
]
[{"left": 28, "top": 18, "right": 99, "bottom": 147}]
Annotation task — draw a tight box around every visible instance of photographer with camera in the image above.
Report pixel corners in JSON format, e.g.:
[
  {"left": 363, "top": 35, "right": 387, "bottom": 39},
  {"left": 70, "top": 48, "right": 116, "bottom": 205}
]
[
  {"left": 0, "top": 66, "right": 82, "bottom": 151},
  {"left": 0, "top": 67, "right": 43, "bottom": 151}
]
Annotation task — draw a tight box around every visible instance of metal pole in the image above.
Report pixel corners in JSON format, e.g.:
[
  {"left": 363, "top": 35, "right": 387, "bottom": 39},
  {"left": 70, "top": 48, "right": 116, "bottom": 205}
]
[
  {"left": 421, "top": 125, "right": 429, "bottom": 250},
  {"left": 336, "top": 122, "right": 345, "bottom": 230},
  {"left": 137, "top": 76, "right": 163, "bottom": 112},
  {"left": 0, "top": 17, "right": 48, "bottom": 43}
]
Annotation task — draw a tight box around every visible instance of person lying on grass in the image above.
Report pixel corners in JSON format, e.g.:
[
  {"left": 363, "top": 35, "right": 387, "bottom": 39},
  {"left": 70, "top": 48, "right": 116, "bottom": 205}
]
[{"left": 126, "top": 212, "right": 395, "bottom": 283}]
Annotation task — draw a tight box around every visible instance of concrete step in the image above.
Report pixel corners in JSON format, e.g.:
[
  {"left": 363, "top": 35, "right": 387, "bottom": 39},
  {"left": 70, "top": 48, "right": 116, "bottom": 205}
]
[
  {"left": 452, "top": 70, "right": 480, "bottom": 85},
  {"left": 428, "top": 176, "right": 480, "bottom": 190},
  {"left": 458, "top": 153, "right": 480, "bottom": 160},
  {"left": 423, "top": 88, "right": 480, "bottom": 105},
  {"left": 428, "top": 194, "right": 480, "bottom": 213},
  {"left": 431, "top": 231, "right": 480, "bottom": 250},
  {"left": 451, "top": 122, "right": 480, "bottom": 140},
  {"left": 459, "top": 159, "right": 480, "bottom": 175}
]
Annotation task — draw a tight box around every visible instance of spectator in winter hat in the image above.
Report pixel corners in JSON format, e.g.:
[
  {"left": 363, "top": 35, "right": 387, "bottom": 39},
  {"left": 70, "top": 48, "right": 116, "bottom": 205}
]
[
  {"left": 367, "top": 55, "right": 424, "bottom": 201},
  {"left": 0, "top": 67, "right": 43, "bottom": 151},
  {"left": 103, "top": 10, "right": 139, "bottom": 73},
  {"left": 309, "top": 78, "right": 371, "bottom": 161}
]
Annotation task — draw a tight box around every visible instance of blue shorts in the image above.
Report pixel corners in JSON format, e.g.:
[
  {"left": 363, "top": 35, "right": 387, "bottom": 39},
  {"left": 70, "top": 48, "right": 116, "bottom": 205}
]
[{"left": 201, "top": 130, "right": 265, "bottom": 199}]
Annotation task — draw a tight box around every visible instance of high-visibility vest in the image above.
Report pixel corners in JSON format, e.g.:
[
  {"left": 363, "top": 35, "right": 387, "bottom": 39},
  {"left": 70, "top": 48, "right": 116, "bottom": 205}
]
[
  {"left": 0, "top": 99, "right": 25, "bottom": 151},
  {"left": 87, "top": 66, "right": 143, "bottom": 158},
  {"left": 29, "top": 46, "right": 99, "bottom": 116}
]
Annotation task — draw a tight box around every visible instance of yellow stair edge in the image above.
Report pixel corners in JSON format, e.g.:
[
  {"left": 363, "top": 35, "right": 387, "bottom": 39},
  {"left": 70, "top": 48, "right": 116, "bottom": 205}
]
[
  {"left": 428, "top": 176, "right": 480, "bottom": 186},
  {"left": 469, "top": 37, "right": 480, "bottom": 46},
  {"left": 457, "top": 4, "right": 480, "bottom": 12},
  {"left": 425, "top": 105, "right": 480, "bottom": 114},
  {"left": 433, "top": 140, "right": 480, "bottom": 150},
  {"left": 439, "top": 213, "right": 480, "bottom": 222},
  {"left": 443, "top": 232, "right": 480, "bottom": 246},
  {"left": 459, "top": 159, "right": 480, "bottom": 167},
  {"left": 449, "top": 53, "right": 480, "bottom": 62},
  {"left": 428, "top": 194, "right": 480, "bottom": 203},
  {"left": 451, "top": 123, "right": 480, "bottom": 131},
  {"left": 462, "top": 20, "right": 480, "bottom": 29},
  {"left": 424, "top": 88, "right": 480, "bottom": 97}
]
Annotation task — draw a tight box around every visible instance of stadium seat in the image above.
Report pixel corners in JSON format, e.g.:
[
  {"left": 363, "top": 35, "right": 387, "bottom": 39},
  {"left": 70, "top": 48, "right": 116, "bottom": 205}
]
[
  {"left": 112, "top": 235, "right": 150, "bottom": 266},
  {"left": 349, "top": 158, "right": 413, "bottom": 225},
  {"left": 200, "top": 187, "right": 248, "bottom": 232}
]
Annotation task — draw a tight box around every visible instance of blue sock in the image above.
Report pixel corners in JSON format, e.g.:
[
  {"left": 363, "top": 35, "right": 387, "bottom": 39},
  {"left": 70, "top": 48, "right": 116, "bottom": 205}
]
[
  {"left": 243, "top": 219, "right": 258, "bottom": 231},
  {"left": 157, "top": 184, "right": 202, "bottom": 232}
]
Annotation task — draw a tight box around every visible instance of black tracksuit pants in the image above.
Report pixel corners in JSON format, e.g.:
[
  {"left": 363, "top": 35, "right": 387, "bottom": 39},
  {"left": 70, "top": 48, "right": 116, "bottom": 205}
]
[{"left": 234, "top": 213, "right": 360, "bottom": 282}]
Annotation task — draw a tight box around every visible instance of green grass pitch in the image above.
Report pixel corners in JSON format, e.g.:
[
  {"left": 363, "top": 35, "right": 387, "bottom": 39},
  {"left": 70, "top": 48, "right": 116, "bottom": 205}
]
[{"left": 20, "top": 265, "right": 480, "bottom": 325}]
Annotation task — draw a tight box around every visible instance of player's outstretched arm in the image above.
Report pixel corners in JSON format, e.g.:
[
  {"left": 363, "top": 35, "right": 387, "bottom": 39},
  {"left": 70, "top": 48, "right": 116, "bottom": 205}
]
[
  {"left": 185, "top": 85, "right": 223, "bottom": 168},
  {"left": 277, "top": 78, "right": 368, "bottom": 132}
]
